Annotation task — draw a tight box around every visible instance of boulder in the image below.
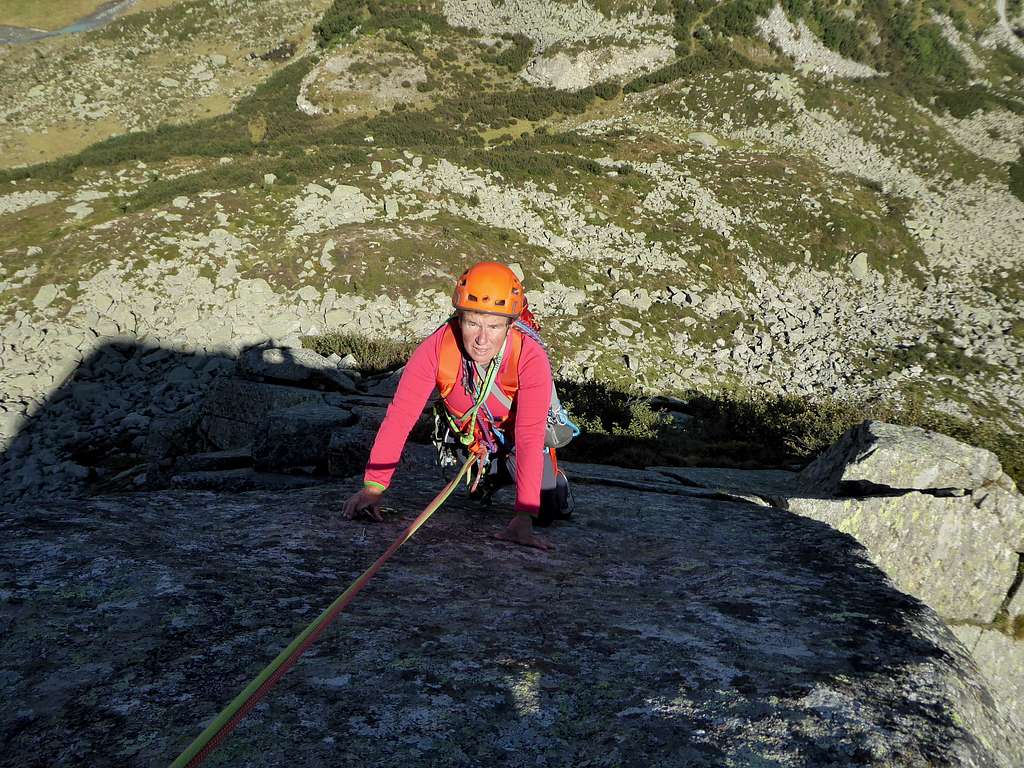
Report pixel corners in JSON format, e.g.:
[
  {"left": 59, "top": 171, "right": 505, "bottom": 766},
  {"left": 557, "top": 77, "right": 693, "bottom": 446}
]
[
  {"left": 783, "top": 492, "right": 1021, "bottom": 622},
  {"left": 327, "top": 427, "right": 377, "bottom": 477},
  {"left": 237, "top": 346, "right": 357, "bottom": 392},
  {"left": 349, "top": 404, "right": 389, "bottom": 430},
  {"left": 32, "top": 284, "right": 59, "bottom": 309},
  {"left": 953, "top": 626, "right": 1024, "bottom": 732},
  {"left": 2, "top": 462, "right": 1022, "bottom": 765},
  {"left": 325, "top": 424, "right": 437, "bottom": 479},
  {"left": 144, "top": 406, "right": 203, "bottom": 461},
  {"left": 364, "top": 366, "right": 404, "bottom": 397},
  {"left": 784, "top": 421, "right": 1024, "bottom": 625},
  {"left": 688, "top": 131, "right": 719, "bottom": 147},
  {"left": 798, "top": 421, "right": 1007, "bottom": 495},
  {"left": 197, "top": 378, "right": 326, "bottom": 450},
  {"left": 252, "top": 405, "right": 357, "bottom": 471},
  {"left": 849, "top": 251, "right": 870, "bottom": 281}
]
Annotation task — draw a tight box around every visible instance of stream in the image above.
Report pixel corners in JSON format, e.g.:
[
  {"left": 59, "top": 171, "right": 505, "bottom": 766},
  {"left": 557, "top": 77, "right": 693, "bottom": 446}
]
[{"left": 0, "top": 0, "right": 137, "bottom": 46}]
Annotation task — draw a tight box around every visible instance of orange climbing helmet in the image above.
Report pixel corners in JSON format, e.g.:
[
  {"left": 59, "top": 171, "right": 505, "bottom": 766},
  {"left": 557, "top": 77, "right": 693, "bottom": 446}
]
[{"left": 451, "top": 261, "right": 525, "bottom": 317}]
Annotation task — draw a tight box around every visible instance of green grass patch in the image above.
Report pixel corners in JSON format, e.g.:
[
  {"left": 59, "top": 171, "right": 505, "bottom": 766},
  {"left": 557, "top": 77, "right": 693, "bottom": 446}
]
[
  {"left": 1010, "top": 150, "right": 1024, "bottom": 205},
  {"left": 933, "top": 86, "right": 1024, "bottom": 119},
  {"left": 0, "top": 0, "right": 107, "bottom": 30},
  {"left": 303, "top": 331, "right": 416, "bottom": 375}
]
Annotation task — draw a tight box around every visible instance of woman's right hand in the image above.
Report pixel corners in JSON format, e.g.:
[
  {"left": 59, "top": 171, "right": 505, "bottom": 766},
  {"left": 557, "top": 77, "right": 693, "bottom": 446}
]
[{"left": 342, "top": 486, "right": 385, "bottom": 522}]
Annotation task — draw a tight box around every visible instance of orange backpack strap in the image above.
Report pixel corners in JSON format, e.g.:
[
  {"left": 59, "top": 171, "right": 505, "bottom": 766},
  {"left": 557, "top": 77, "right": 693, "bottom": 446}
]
[
  {"left": 437, "top": 321, "right": 462, "bottom": 399},
  {"left": 496, "top": 325, "right": 522, "bottom": 400},
  {"left": 436, "top": 321, "right": 525, "bottom": 425}
]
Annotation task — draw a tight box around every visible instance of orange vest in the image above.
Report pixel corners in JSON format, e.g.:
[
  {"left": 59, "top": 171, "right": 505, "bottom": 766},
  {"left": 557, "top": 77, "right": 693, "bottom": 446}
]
[{"left": 436, "top": 320, "right": 524, "bottom": 430}]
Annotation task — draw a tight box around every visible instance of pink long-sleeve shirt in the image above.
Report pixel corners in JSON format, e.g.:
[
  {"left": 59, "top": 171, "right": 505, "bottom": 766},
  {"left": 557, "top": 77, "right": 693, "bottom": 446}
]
[{"left": 363, "top": 321, "right": 553, "bottom": 515}]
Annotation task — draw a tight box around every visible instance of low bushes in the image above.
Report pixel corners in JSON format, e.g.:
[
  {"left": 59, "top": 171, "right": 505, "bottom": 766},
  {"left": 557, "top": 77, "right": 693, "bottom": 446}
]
[
  {"left": 1010, "top": 150, "right": 1024, "bottom": 205},
  {"left": 315, "top": 0, "right": 449, "bottom": 48},
  {"left": 303, "top": 331, "right": 415, "bottom": 376}
]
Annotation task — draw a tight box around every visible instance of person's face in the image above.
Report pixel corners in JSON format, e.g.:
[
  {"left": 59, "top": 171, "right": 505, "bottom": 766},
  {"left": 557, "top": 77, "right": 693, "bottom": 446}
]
[{"left": 459, "top": 311, "right": 511, "bottom": 364}]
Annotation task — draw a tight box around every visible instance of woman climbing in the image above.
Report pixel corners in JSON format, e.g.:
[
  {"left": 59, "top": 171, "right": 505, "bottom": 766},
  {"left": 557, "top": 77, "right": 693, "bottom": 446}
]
[{"left": 341, "top": 261, "right": 574, "bottom": 550}]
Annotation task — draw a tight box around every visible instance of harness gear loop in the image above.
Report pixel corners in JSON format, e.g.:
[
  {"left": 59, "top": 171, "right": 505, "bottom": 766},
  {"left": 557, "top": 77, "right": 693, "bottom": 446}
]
[{"left": 169, "top": 454, "right": 478, "bottom": 768}]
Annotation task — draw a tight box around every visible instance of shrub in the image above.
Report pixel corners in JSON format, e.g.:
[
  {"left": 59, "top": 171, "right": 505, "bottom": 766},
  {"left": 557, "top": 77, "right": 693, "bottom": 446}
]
[
  {"left": 486, "top": 33, "right": 533, "bottom": 72},
  {"left": 315, "top": 0, "right": 365, "bottom": 47},
  {"left": 303, "top": 332, "right": 416, "bottom": 376},
  {"left": 672, "top": 0, "right": 720, "bottom": 46},
  {"left": 704, "top": 0, "right": 774, "bottom": 37},
  {"left": 890, "top": 9, "right": 970, "bottom": 80},
  {"left": 1010, "top": 150, "right": 1024, "bottom": 205},
  {"left": 315, "top": 0, "right": 449, "bottom": 48},
  {"left": 592, "top": 80, "right": 621, "bottom": 100}
]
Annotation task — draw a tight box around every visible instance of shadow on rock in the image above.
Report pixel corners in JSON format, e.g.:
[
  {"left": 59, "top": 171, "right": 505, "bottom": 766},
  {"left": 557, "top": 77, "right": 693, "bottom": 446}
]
[{"left": 1, "top": 459, "right": 1020, "bottom": 766}]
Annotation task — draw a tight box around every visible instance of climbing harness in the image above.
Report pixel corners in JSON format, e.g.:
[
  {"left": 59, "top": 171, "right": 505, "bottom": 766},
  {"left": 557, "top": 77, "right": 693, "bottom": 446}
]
[
  {"left": 435, "top": 317, "right": 580, "bottom": 456},
  {"left": 168, "top": 453, "right": 478, "bottom": 768}
]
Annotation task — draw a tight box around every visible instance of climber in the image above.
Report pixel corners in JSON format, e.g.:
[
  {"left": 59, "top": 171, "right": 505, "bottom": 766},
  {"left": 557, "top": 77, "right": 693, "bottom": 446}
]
[{"left": 341, "top": 261, "right": 574, "bottom": 550}]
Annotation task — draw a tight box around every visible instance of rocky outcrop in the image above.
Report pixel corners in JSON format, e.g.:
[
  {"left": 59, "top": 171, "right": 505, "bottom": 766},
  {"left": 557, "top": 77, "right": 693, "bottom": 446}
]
[
  {"left": 442, "top": 0, "right": 672, "bottom": 51},
  {"left": 756, "top": 4, "right": 881, "bottom": 80},
  {"left": 2, "top": 458, "right": 1022, "bottom": 766},
  {"left": 796, "top": 420, "right": 1010, "bottom": 496},
  {"left": 521, "top": 43, "right": 673, "bottom": 91},
  {"left": 779, "top": 421, "right": 1024, "bottom": 730},
  {"left": 252, "top": 404, "right": 357, "bottom": 471},
  {"left": 238, "top": 345, "right": 357, "bottom": 392}
]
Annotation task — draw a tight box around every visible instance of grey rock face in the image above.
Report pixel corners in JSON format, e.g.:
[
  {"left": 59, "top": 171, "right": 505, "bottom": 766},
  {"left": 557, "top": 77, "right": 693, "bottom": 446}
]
[
  {"left": 784, "top": 492, "right": 1019, "bottom": 623},
  {"left": 798, "top": 421, "right": 1007, "bottom": 495},
  {"left": 1, "top": 465, "right": 1021, "bottom": 766},
  {"left": 252, "top": 405, "right": 357, "bottom": 471},
  {"left": 953, "top": 625, "right": 1024, "bottom": 732},
  {"left": 651, "top": 466, "right": 800, "bottom": 499},
  {"left": 198, "top": 378, "right": 327, "bottom": 450},
  {"left": 173, "top": 447, "right": 252, "bottom": 473},
  {"left": 169, "top": 468, "right": 320, "bottom": 492}
]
